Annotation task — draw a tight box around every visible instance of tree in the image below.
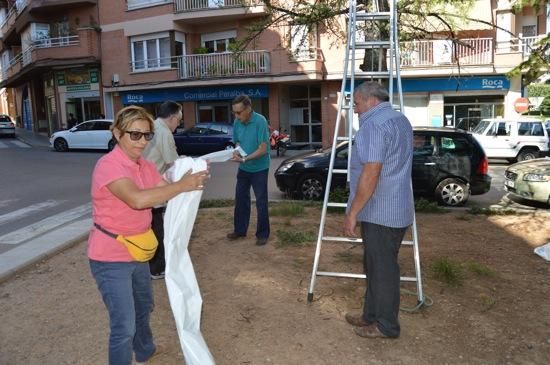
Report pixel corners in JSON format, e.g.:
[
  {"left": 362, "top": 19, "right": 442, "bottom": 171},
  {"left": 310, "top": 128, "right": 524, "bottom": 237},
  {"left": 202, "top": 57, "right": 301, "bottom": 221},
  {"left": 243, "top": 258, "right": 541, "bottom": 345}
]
[{"left": 239, "top": 0, "right": 548, "bottom": 81}]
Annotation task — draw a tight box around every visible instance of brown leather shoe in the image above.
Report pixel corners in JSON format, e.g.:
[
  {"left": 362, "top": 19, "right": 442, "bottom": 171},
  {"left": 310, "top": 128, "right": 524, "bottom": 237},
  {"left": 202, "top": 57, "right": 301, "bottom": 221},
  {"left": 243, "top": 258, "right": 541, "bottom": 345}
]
[
  {"left": 227, "top": 232, "right": 246, "bottom": 240},
  {"left": 353, "top": 325, "right": 393, "bottom": 339},
  {"left": 345, "top": 312, "right": 373, "bottom": 327}
]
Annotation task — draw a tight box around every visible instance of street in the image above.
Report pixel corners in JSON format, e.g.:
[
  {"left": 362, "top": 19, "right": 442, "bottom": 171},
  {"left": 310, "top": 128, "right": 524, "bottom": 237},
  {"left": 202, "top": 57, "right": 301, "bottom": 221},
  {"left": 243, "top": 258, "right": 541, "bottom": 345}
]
[{"left": 0, "top": 140, "right": 546, "bottom": 257}]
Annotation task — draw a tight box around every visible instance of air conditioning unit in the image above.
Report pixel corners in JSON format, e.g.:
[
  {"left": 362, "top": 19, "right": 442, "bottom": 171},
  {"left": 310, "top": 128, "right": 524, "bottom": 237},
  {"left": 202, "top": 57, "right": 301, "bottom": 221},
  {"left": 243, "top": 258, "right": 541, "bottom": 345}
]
[{"left": 111, "top": 73, "right": 120, "bottom": 85}]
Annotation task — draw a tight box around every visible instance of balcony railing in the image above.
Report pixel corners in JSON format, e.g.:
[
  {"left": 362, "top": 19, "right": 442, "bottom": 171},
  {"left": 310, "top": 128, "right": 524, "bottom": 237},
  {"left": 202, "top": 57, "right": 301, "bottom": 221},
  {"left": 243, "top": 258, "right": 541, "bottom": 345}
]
[
  {"left": 21, "top": 35, "right": 79, "bottom": 66},
  {"left": 127, "top": 50, "right": 270, "bottom": 79},
  {"left": 174, "top": 0, "right": 257, "bottom": 12},
  {"left": 400, "top": 38, "right": 493, "bottom": 67},
  {"left": 495, "top": 35, "right": 547, "bottom": 59},
  {"left": 178, "top": 50, "right": 270, "bottom": 79}
]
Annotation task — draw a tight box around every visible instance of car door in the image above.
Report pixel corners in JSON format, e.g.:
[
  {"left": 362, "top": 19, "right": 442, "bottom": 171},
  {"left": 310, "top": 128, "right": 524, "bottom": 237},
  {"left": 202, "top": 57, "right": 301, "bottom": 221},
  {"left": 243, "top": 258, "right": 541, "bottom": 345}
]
[
  {"left": 332, "top": 143, "right": 349, "bottom": 189},
  {"left": 90, "top": 121, "right": 112, "bottom": 149},
  {"left": 412, "top": 133, "right": 438, "bottom": 193},
  {"left": 436, "top": 135, "right": 472, "bottom": 183},
  {"left": 518, "top": 121, "right": 548, "bottom": 151},
  {"left": 479, "top": 121, "right": 516, "bottom": 158},
  {"left": 69, "top": 121, "right": 95, "bottom": 148},
  {"left": 182, "top": 126, "right": 209, "bottom": 155}
]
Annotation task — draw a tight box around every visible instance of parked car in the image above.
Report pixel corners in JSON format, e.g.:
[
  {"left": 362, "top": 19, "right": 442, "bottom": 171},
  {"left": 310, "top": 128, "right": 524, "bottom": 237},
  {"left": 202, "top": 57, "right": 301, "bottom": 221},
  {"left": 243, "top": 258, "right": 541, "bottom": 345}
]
[
  {"left": 274, "top": 127, "right": 491, "bottom": 206},
  {"left": 49, "top": 119, "right": 114, "bottom": 152},
  {"left": 504, "top": 157, "right": 550, "bottom": 205},
  {"left": 471, "top": 118, "right": 550, "bottom": 162},
  {"left": 174, "top": 122, "right": 234, "bottom": 155},
  {"left": 0, "top": 115, "right": 15, "bottom": 137}
]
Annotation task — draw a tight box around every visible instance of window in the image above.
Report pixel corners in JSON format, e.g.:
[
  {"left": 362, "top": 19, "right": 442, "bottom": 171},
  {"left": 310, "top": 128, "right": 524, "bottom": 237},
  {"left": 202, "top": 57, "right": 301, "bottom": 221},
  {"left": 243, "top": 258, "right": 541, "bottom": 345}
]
[
  {"left": 440, "top": 137, "right": 470, "bottom": 156},
  {"left": 131, "top": 33, "right": 171, "bottom": 72},
  {"left": 92, "top": 121, "right": 112, "bottom": 131},
  {"left": 518, "top": 122, "right": 544, "bottom": 136},
  {"left": 413, "top": 135, "right": 435, "bottom": 156},
  {"left": 290, "top": 24, "right": 315, "bottom": 60},
  {"left": 201, "top": 31, "right": 236, "bottom": 53}
]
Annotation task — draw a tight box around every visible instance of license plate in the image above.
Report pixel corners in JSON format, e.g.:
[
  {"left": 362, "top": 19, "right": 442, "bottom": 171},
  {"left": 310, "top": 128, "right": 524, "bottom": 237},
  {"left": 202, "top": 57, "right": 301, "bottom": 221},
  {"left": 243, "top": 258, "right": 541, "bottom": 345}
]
[{"left": 505, "top": 179, "right": 515, "bottom": 188}]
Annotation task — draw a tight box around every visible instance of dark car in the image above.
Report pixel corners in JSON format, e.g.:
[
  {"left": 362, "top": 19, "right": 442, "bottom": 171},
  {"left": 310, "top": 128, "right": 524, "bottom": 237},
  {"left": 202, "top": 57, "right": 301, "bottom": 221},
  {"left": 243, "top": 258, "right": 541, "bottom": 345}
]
[
  {"left": 274, "top": 127, "right": 491, "bottom": 206},
  {"left": 174, "top": 122, "right": 234, "bottom": 155}
]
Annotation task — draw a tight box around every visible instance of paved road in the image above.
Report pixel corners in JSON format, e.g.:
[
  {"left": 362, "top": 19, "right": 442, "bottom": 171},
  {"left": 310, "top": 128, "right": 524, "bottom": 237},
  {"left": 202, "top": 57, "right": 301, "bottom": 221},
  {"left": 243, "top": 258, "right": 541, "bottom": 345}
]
[{"left": 0, "top": 138, "right": 546, "bottom": 281}]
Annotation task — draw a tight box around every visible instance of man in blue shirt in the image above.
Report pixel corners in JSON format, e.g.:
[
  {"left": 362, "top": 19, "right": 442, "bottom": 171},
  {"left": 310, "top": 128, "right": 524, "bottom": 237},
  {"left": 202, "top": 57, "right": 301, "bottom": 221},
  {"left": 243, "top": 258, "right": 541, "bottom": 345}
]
[
  {"left": 227, "top": 94, "right": 271, "bottom": 245},
  {"left": 343, "top": 82, "right": 414, "bottom": 339}
]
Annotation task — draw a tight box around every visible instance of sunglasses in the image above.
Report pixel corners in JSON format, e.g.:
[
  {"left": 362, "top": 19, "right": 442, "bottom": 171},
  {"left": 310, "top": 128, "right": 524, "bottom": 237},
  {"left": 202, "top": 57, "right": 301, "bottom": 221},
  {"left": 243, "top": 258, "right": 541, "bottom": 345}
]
[{"left": 125, "top": 130, "right": 154, "bottom": 141}]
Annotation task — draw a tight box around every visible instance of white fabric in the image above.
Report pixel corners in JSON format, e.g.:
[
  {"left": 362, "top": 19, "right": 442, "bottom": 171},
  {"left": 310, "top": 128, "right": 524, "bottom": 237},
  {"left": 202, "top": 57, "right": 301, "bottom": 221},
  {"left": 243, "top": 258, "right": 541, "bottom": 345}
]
[
  {"left": 199, "top": 146, "right": 247, "bottom": 163},
  {"left": 164, "top": 157, "right": 215, "bottom": 365},
  {"left": 534, "top": 242, "right": 550, "bottom": 261}
]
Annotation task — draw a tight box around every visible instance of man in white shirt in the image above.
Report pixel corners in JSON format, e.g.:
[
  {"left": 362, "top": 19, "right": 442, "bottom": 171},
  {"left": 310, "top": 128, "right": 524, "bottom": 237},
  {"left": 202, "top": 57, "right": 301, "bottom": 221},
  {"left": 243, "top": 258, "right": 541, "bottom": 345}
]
[{"left": 142, "top": 101, "right": 183, "bottom": 279}]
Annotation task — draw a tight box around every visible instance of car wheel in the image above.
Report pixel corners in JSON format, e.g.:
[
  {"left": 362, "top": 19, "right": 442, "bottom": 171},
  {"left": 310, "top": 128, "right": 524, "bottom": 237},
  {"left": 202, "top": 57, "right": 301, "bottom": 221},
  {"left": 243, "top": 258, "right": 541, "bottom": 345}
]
[
  {"left": 53, "top": 138, "right": 69, "bottom": 152},
  {"left": 298, "top": 174, "right": 325, "bottom": 200},
  {"left": 435, "top": 178, "right": 469, "bottom": 206},
  {"left": 517, "top": 149, "right": 538, "bottom": 161},
  {"left": 108, "top": 138, "right": 116, "bottom": 151}
]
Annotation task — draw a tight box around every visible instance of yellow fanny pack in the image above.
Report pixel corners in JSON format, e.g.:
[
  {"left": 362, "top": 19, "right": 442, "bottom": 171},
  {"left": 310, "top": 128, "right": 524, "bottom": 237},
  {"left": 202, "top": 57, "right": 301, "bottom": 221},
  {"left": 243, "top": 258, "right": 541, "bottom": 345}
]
[{"left": 94, "top": 223, "right": 158, "bottom": 262}]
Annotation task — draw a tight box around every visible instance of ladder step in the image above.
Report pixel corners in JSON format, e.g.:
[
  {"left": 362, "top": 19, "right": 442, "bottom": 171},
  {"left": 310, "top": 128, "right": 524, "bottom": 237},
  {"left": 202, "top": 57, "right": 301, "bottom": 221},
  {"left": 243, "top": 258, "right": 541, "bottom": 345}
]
[
  {"left": 402, "top": 240, "right": 414, "bottom": 246},
  {"left": 332, "top": 169, "right": 348, "bottom": 174},
  {"left": 336, "top": 136, "right": 351, "bottom": 141},
  {"left": 322, "top": 236, "right": 362, "bottom": 243},
  {"left": 326, "top": 202, "right": 347, "bottom": 208},
  {"left": 356, "top": 12, "right": 391, "bottom": 21},
  {"left": 316, "top": 271, "right": 418, "bottom": 282},
  {"left": 354, "top": 41, "right": 391, "bottom": 49},
  {"left": 354, "top": 71, "right": 392, "bottom": 78}
]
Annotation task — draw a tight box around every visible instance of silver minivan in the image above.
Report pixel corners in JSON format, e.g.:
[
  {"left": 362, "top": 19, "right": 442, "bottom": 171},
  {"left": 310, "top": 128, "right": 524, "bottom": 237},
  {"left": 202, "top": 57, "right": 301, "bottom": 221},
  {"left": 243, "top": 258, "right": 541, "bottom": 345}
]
[{"left": 471, "top": 118, "right": 550, "bottom": 162}]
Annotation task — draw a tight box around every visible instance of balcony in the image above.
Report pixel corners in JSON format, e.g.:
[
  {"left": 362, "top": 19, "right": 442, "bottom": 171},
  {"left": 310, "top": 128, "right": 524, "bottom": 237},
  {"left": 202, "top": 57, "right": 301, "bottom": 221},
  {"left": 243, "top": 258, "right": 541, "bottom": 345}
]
[
  {"left": 400, "top": 38, "right": 493, "bottom": 68},
  {"left": 0, "top": 28, "right": 100, "bottom": 87},
  {"left": 177, "top": 50, "right": 269, "bottom": 79},
  {"left": 173, "top": 0, "right": 266, "bottom": 23}
]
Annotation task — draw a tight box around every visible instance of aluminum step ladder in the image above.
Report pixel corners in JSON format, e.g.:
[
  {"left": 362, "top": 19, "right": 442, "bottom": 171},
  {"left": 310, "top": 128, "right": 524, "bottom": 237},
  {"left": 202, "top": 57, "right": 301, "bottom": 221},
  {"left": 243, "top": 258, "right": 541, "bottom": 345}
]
[{"left": 307, "top": 0, "right": 425, "bottom": 305}]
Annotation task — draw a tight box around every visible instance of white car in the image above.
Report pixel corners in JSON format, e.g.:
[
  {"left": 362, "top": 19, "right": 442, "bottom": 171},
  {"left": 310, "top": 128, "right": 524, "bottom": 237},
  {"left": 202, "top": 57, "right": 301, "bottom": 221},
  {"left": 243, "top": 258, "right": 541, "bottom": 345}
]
[
  {"left": 50, "top": 119, "right": 114, "bottom": 152},
  {"left": 471, "top": 118, "right": 550, "bottom": 162},
  {"left": 0, "top": 114, "right": 15, "bottom": 137}
]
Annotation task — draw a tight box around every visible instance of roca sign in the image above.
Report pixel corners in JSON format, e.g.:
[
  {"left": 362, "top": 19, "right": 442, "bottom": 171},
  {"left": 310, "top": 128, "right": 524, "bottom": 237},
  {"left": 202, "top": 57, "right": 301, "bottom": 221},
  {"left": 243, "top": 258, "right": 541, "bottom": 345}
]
[{"left": 514, "top": 97, "right": 530, "bottom": 113}]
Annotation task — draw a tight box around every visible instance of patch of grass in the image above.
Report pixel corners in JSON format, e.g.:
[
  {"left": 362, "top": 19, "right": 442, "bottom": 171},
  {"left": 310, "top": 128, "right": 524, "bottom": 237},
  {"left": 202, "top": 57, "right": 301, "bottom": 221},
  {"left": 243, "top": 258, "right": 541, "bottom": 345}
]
[
  {"left": 415, "top": 198, "right": 448, "bottom": 213},
  {"left": 479, "top": 293, "right": 496, "bottom": 312},
  {"left": 466, "top": 207, "right": 518, "bottom": 216},
  {"left": 467, "top": 262, "right": 496, "bottom": 277},
  {"left": 456, "top": 214, "right": 472, "bottom": 221},
  {"left": 329, "top": 187, "right": 349, "bottom": 203},
  {"left": 270, "top": 203, "right": 305, "bottom": 217},
  {"left": 199, "top": 199, "right": 234, "bottom": 209},
  {"left": 275, "top": 229, "right": 316, "bottom": 248},
  {"left": 431, "top": 258, "right": 465, "bottom": 286}
]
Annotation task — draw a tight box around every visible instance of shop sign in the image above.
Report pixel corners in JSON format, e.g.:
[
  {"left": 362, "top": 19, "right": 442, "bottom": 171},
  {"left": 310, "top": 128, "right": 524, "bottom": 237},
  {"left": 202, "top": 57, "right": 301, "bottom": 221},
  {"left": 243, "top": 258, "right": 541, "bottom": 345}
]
[
  {"left": 122, "top": 85, "right": 269, "bottom": 104},
  {"left": 90, "top": 70, "right": 99, "bottom": 83},
  {"left": 383, "top": 76, "right": 510, "bottom": 93},
  {"left": 66, "top": 84, "right": 91, "bottom": 92},
  {"left": 56, "top": 72, "right": 65, "bottom": 86}
]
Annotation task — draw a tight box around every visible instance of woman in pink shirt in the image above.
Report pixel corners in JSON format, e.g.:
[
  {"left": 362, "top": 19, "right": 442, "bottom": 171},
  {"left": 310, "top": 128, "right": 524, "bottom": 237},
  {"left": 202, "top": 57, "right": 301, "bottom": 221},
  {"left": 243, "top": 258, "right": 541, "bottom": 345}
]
[{"left": 89, "top": 105, "right": 209, "bottom": 365}]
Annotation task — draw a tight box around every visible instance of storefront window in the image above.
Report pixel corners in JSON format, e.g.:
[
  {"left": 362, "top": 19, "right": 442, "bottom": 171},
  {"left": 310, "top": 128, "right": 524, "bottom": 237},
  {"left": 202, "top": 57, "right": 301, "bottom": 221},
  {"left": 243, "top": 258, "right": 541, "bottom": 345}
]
[
  {"left": 444, "top": 96, "right": 504, "bottom": 131},
  {"left": 288, "top": 85, "right": 322, "bottom": 144}
]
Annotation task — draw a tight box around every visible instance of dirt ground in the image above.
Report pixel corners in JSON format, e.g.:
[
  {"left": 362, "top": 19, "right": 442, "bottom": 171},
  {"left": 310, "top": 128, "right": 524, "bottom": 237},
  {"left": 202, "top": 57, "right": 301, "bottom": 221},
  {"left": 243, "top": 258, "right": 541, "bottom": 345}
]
[{"left": 1, "top": 204, "right": 549, "bottom": 365}]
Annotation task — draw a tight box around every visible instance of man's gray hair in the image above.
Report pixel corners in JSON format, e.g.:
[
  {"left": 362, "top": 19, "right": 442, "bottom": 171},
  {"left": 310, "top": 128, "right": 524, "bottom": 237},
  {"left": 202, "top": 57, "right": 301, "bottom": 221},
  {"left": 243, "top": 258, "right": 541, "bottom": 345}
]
[
  {"left": 354, "top": 82, "right": 390, "bottom": 102},
  {"left": 232, "top": 94, "right": 252, "bottom": 107}
]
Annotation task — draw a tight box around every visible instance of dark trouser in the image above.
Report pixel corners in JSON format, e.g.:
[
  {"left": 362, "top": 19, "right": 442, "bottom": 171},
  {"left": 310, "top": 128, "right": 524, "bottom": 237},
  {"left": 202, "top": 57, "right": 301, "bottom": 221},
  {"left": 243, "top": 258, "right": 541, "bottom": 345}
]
[
  {"left": 361, "top": 222, "right": 408, "bottom": 338},
  {"left": 149, "top": 207, "right": 165, "bottom": 275},
  {"left": 234, "top": 168, "right": 270, "bottom": 239}
]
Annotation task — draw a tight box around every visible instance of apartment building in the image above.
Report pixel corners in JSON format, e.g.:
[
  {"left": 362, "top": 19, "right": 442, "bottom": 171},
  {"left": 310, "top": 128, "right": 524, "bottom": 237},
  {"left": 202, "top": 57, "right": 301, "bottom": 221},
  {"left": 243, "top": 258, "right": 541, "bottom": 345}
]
[
  {"left": 0, "top": 0, "right": 547, "bottom": 145},
  {"left": 0, "top": 0, "right": 101, "bottom": 135}
]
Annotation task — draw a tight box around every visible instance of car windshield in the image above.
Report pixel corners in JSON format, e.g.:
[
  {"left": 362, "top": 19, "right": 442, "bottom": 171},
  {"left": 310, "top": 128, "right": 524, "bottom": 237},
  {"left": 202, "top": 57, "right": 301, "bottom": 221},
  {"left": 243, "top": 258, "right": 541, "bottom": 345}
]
[{"left": 471, "top": 120, "right": 491, "bottom": 134}]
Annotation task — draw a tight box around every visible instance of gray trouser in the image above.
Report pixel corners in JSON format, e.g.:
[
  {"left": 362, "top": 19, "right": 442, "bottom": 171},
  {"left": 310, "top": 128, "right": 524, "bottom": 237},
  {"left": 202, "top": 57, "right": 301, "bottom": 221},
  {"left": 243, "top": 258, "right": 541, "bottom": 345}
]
[{"left": 361, "top": 222, "right": 408, "bottom": 338}]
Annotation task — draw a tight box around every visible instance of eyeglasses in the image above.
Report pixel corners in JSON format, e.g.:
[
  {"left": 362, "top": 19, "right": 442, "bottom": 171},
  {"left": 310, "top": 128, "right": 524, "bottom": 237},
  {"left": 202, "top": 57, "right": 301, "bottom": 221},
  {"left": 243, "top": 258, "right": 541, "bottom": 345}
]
[
  {"left": 125, "top": 130, "right": 154, "bottom": 141},
  {"left": 232, "top": 108, "right": 249, "bottom": 115}
]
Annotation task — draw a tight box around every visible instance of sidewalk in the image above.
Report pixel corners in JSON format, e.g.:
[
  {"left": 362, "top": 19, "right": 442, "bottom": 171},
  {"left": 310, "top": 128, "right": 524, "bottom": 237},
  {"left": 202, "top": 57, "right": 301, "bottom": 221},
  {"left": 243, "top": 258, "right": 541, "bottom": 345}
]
[
  {"left": 0, "top": 128, "right": 88, "bottom": 283},
  {"left": 15, "top": 127, "right": 50, "bottom": 148}
]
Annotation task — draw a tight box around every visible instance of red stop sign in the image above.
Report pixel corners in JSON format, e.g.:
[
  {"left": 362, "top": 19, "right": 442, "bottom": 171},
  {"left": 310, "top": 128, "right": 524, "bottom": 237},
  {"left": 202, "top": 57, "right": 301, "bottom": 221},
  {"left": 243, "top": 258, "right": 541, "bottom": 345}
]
[{"left": 514, "top": 97, "right": 529, "bottom": 113}]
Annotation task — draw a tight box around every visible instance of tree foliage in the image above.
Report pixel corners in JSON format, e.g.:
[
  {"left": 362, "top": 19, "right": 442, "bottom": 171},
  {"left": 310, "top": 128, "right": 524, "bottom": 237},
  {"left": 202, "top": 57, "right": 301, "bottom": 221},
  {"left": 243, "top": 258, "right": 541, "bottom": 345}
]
[{"left": 240, "top": 0, "right": 548, "bottom": 83}]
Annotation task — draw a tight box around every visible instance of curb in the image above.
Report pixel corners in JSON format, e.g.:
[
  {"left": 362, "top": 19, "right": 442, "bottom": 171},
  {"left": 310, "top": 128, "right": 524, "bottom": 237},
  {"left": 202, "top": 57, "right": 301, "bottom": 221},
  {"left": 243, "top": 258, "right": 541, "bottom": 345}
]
[{"left": 0, "top": 218, "right": 91, "bottom": 284}]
